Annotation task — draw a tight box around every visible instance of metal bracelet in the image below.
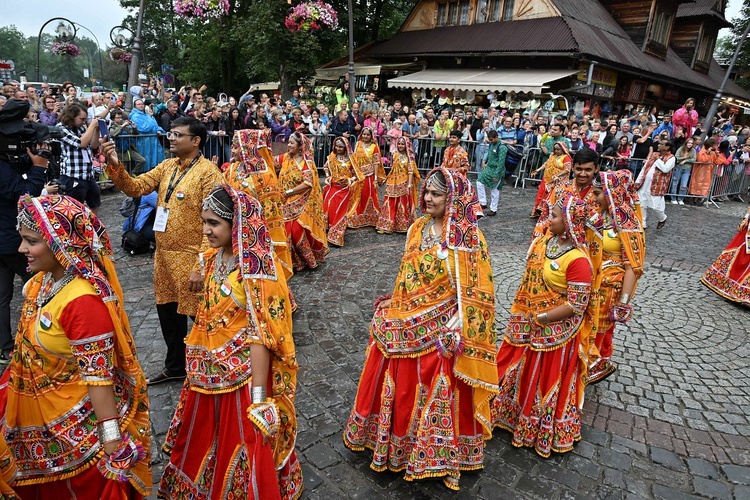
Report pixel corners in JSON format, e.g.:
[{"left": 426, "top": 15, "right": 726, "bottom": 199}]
[
  {"left": 251, "top": 386, "right": 267, "bottom": 404},
  {"left": 537, "top": 312, "right": 548, "bottom": 324},
  {"left": 619, "top": 293, "right": 631, "bottom": 304},
  {"left": 97, "top": 419, "right": 122, "bottom": 445}
]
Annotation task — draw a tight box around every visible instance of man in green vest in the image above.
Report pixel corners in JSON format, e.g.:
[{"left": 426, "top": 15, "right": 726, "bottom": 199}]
[{"left": 476, "top": 129, "right": 507, "bottom": 216}]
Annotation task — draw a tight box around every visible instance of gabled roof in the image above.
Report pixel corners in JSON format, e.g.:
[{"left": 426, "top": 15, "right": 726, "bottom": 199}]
[
  {"left": 676, "top": 0, "right": 731, "bottom": 27},
  {"left": 368, "top": 17, "right": 577, "bottom": 57}
]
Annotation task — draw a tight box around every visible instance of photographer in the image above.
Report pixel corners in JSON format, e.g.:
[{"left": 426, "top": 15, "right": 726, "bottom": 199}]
[
  {"left": 58, "top": 103, "right": 102, "bottom": 213},
  {"left": 0, "top": 99, "right": 51, "bottom": 363}
]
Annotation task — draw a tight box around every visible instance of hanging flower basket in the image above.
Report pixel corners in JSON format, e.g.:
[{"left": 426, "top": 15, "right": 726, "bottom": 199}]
[
  {"left": 109, "top": 48, "right": 133, "bottom": 64},
  {"left": 285, "top": 1, "right": 339, "bottom": 33},
  {"left": 51, "top": 42, "right": 81, "bottom": 57},
  {"left": 174, "top": 0, "right": 230, "bottom": 19}
]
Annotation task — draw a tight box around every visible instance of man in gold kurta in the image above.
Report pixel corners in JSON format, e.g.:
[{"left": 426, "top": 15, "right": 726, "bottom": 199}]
[{"left": 101, "top": 116, "right": 224, "bottom": 384}]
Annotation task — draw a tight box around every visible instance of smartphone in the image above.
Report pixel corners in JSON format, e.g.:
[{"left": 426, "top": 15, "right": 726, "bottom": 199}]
[{"left": 98, "top": 119, "right": 109, "bottom": 140}]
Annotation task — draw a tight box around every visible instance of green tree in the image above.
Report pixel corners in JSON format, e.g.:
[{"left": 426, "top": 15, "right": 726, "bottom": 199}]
[{"left": 715, "top": 0, "right": 750, "bottom": 92}]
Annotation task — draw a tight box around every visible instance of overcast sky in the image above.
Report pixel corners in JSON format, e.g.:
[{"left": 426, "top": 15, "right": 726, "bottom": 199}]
[
  {"left": 2, "top": 1, "right": 132, "bottom": 50},
  {"left": 0, "top": 0, "right": 745, "bottom": 50}
]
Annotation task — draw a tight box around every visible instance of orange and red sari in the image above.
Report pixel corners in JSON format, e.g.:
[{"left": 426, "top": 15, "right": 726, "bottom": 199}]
[
  {"left": 349, "top": 131, "right": 386, "bottom": 228},
  {"left": 323, "top": 138, "right": 363, "bottom": 246},
  {"left": 701, "top": 214, "right": 750, "bottom": 306},
  {"left": 376, "top": 138, "right": 421, "bottom": 233}
]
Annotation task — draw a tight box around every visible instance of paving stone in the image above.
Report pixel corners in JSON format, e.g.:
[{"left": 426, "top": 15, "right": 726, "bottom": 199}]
[
  {"left": 723, "top": 465, "right": 750, "bottom": 485},
  {"left": 686, "top": 457, "right": 720, "bottom": 479},
  {"left": 305, "top": 442, "right": 341, "bottom": 469},
  {"left": 692, "top": 477, "right": 731, "bottom": 500},
  {"left": 515, "top": 473, "right": 559, "bottom": 499},
  {"left": 650, "top": 447, "right": 687, "bottom": 472},
  {"left": 652, "top": 485, "right": 702, "bottom": 500},
  {"left": 598, "top": 448, "right": 632, "bottom": 472},
  {"left": 565, "top": 455, "right": 602, "bottom": 480}
]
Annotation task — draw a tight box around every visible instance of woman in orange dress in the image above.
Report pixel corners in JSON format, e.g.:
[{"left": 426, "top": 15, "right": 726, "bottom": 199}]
[
  {"left": 7, "top": 194, "right": 151, "bottom": 498},
  {"left": 159, "top": 186, "right": 302, "bottom": 499},
  {"left": 376, "top": 137, "right": 421, "bottom": 234},
  {"left": 224, "top": 129, "right": 293, "bottom": 279},
  {"left": 323, "top": 136, "right": 363, "bottom": 246},
  {"left": 701, "top": 204, "right": 750, "bottom": 306},
  {"left": 492, "top": 196, "right": 593, "bottom": 458},
  {"left": 349, "top": 126, "right": 386, "bottom": 228},
  {"left": 344, "top": 167, "right": 498, "bottom": 491},
  {"left": 277, "top": 132, "right": 329, "bottom": 270},
  {"left": 587, "top": 170, "right": 645, "bottom": 384},
  {"left": 531, "top": 141, "right": 572, "bottom": 218}
]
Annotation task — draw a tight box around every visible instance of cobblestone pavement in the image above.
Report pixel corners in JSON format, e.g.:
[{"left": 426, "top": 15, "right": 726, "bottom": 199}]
[{"left": 20, "top": 183, "right": 749, "bottom": 499}]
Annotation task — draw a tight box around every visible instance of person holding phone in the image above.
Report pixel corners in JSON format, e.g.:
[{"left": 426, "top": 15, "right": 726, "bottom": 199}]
[{"left": 58, "top": 103, "right": 103, "bottom": 213}]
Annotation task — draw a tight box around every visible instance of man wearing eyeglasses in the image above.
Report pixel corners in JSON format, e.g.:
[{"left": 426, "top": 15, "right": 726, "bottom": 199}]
[{"left": 101, "top": 116, "right": 224, "bottom": 385}]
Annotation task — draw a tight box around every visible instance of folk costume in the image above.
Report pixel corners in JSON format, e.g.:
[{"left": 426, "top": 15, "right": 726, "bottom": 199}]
[
  {"left": 533, "top": 143, "right": 573, "bottom": 215},
  {"left": 6, "top": 195, "right": 151, "bottom": 497},
  {"left": 440, "top": 143, "right": 471, "bottom": 175},
  {"left": 635, "top": 152, "right": 675, "bottom": 228},
  {"left": 587, "top": 171, "right": 645, "bottom": 384},
  {"left": 701, "top": 209, "right": 750, "bottom": 306},
  {"left": 492, "top": 197, "right": 594, "bottom": 458},
  {"left": 225, "top": 129, "right": 294, "bottom": 279},
  {"left": 376, "top": 137, "right": 421, "bottom": 234},
  {"left": 344, "top": 167, "right": 498, "bottom": 491},
  {"left": 349, "top": 127, "right": 386, "bottom": 228},
  {"left": 323, "top": 137, "right": 364, "bottom": 246},
  {"left": 277, "top": 133, "right": 329, "bottom": 270},
  {"left": 159, "top": 186, "right": 302, "bottom": 500}
]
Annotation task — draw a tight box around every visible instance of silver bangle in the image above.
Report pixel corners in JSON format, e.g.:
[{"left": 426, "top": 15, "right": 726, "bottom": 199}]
[
  {"left": 537, "top": 312, "right": 548, "bottom": 324},
  {"left": 286, "top": 189, "right": 294, "bottom": 196},
  {"left": 97, "top": 419, "right": 121, "bottom": 444},
  {"left": 251, "top": 386, "right": 267, "bottom": 404},
  {"left": 620, "top": 293, "right": 631, "bottom": 304}
]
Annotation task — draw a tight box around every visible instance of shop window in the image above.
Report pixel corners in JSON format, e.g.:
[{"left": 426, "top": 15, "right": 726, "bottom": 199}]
[
  {"left": 643, "top": 1, "right": 675, "bottom": 59},
  {"left": 437, "top": 0, "right": 471, "bottom": 26}
]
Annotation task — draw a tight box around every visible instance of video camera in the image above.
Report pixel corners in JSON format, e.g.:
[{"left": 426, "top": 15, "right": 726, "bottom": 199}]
[{"left": 0, "top": 100, "right": 64, "bottom": 170}]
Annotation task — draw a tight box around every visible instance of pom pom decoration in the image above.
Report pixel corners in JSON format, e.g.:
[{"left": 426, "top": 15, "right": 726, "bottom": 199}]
[
  {"left": 285, "top": 1, "right": 339, "bottom": 33},
  {"left": 109, "top": 48, "right": 132, "bottom": 64},
  {"left": 174, "top": 0, "right": 230, "bottom": 19},
  {"left": 51, "top": 42, "right": 81, "bottom": 57}
]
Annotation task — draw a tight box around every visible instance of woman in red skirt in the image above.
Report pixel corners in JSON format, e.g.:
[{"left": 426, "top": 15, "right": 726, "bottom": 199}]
[
  {"left": 701, "top": 204, "right": 750, "bottom": 306},
  {"left": 349, "top": 127, "right": 386, "bottom": 228},
  {"left": 376, "top": 137, "right": 421, "bottom": 234},
  {"left": 323, "top": 136, "right": 364, "bottom": 246},
  {"left": 344, "top": 167, "right": 498, "bottom": 491}
]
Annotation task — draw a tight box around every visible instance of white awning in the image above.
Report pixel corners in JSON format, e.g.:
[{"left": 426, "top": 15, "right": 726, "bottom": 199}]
[
  {"left": 387, "top": 69, "right": 579, "bottom": 93},
  {"left": 315, "top": 62, "right": 419, "bottom": 81},
  {"left": 249, "top": 81, "right": 280, "bottom": 91}
]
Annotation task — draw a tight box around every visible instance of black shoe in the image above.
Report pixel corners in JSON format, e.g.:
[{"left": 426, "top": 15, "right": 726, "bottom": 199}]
[
  {"left": 480, "top": 204, "right": 487, "bottom": 209},
  {"left": 656, "top": 218, "right": 667, "bottom": 230},
  {"left": 486, "top": 210, "right": 497, "bottom": 216},
  {"left": 147, "top": 369, "right": 186, "bottom": 385}
]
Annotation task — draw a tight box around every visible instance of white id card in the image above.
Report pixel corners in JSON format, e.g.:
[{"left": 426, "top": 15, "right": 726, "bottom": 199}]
[{"left": 153, "top": 206, "right": 170, "bottom": 232}]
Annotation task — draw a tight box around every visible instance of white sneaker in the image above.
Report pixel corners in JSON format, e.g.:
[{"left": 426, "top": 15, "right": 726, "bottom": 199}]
[
  {"left": 678, "top": 200, "right": 684, "bottom": 205},
  {"left": 670, "top": 200, "right": 678, "bottom": 205}
]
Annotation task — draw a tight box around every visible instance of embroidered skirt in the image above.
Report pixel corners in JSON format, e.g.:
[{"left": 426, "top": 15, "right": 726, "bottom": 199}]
[
  {"left": 343, "top": 340, "right": 485, "bottom": 491},
  {"left": 701, "top": 226, "right": 750, "bottom": 306},
  {"left": 491, "top": 334, "right": 584, "bottom": 458},
  {"left": 286, "top": 219, "right": 327, "bottom": 271},
  {"left": 348, "top": 176, "right": 380, "bottom": 228},
  {"left": 159, "top": 383, "right": 303, "bottom": 500},
  {"left": 14, "top": 465, "right": 143, "bottom": 499},
  {"left": 376, "top": 192, "right": 414, "bottom": 234},
  {"left": 323, "top": 183, "right": 353, "bottom": 246}
]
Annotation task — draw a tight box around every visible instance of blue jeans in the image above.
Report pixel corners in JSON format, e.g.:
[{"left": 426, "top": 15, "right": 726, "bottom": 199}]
[{"left": 669, "top": 167, "right": 691, "bottom": 202}]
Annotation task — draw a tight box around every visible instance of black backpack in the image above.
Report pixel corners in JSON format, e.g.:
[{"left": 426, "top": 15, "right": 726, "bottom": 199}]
[{"left": 121, "top": 197, "right": 151, "bottom": 255}]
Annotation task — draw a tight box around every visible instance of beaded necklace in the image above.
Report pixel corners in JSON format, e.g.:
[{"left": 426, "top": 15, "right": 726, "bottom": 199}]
[
  {"left": 545, "top": 235, "right": 575, "bottom": 259},
  {"left": 37, "top": 271, "right": 76, "bottom": 307},
  {"left": 213, "top": 248, "right": 237, "bottom": 284},
  {"left": 420, "top": 218, "right": 442, "bottom": 251}
]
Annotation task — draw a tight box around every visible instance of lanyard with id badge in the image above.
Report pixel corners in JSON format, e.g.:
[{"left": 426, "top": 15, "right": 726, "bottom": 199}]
[{"left": 154, "top": 156, "right": 201, "bottom": 232}]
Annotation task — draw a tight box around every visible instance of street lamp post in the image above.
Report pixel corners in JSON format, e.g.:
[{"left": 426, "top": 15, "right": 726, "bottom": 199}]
[
  {"left": 347, "top": 0, "right": 356, "bottom": 106},
  {"left": 72, "top": 22, "right": 105, "bottom": 86},
  {"left": 700, "top": 20, "right": 750, "bottom": 141},
  {"left": 35, "top": 18, "right": 76, "bottom": 82},
  {"left": 126, "top": 0, "right": 147, "bottom": 112}
]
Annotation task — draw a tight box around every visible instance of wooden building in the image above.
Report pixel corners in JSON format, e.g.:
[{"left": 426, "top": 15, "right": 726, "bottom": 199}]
[{"left": 362, "top": 0, "right": 749, "bottom": 113}]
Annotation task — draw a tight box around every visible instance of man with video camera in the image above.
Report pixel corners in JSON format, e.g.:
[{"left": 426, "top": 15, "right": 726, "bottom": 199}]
[{"left": 0, "top": 99, "right": 53, "bottom": 363}]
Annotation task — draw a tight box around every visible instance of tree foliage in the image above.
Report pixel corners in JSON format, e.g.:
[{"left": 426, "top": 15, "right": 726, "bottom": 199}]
[
  {"left": 715, "top": 0, "right": 750, "bottom": 92},
  {"left": 116, "top": 0, "right": 413, "bottom": 97},
  {"left": 0, "top": 25, "right": 126, "bottom": 88}
]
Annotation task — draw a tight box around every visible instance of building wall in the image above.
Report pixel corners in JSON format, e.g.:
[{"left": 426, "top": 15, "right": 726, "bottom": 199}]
[{"left": 400, "top": 0, "right": 560, "bottom": 32}]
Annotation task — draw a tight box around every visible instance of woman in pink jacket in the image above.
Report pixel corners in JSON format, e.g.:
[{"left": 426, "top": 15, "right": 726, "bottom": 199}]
[{"left": 672, "top": 98, "right": 699, "bottom": 139}]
